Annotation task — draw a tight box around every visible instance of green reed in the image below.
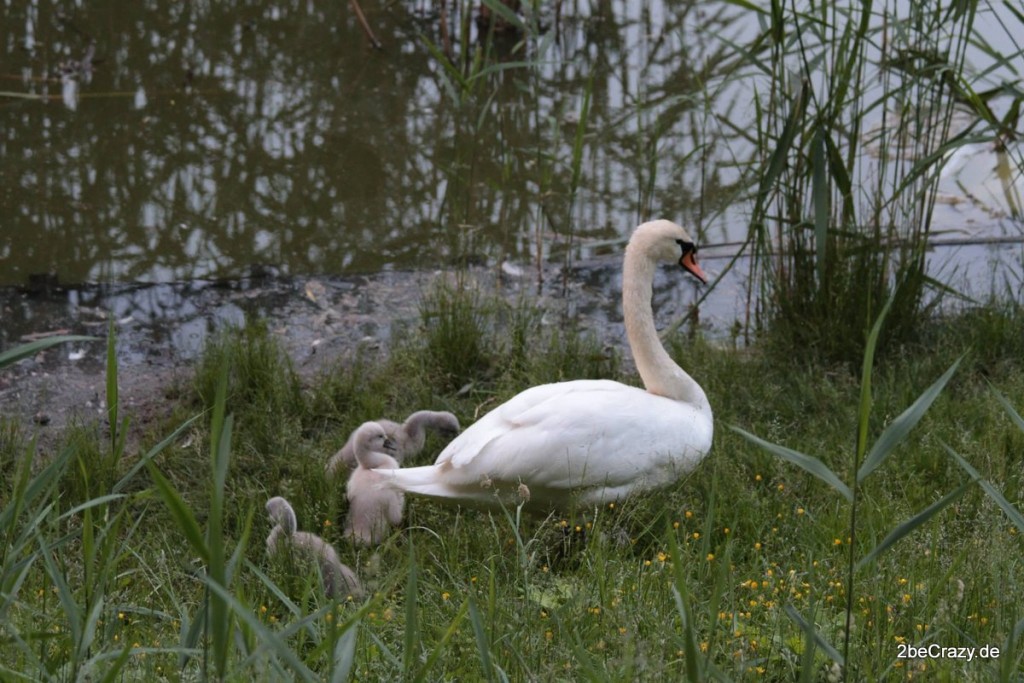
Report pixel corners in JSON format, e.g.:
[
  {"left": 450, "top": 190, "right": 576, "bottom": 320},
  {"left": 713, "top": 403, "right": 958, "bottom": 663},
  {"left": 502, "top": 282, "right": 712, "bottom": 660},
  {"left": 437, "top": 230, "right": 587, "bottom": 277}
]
[{"left": 724, "top": 0, "right": 1021, "bottom": 363}]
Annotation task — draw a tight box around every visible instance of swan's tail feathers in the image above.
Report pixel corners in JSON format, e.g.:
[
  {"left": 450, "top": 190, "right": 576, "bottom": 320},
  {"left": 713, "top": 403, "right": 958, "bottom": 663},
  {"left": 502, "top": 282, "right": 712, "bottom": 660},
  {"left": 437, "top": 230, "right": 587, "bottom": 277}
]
[
  {"left": 376, "top": 465, "right": 470, "bottom": 501},
  {"left": 378, "top": 465, "right": 443, "bottom": 496}
]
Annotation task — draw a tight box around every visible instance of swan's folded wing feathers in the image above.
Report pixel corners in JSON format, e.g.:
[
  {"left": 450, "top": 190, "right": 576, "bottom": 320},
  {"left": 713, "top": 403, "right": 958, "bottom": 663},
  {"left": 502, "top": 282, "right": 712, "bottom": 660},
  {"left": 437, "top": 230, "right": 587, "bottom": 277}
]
[
  {"left": 438, "top": 379, "right": 704, "bottom": 492},
  {"left": 439, "top": 381, "right": 619, "bottom": 468}
]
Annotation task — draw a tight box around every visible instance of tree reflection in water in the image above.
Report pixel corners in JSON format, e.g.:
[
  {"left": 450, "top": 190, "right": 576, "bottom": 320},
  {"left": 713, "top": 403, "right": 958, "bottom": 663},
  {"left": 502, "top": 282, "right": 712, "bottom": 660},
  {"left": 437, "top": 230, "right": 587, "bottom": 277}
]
[{"left": 0, "top": 1, "right": 748, "bottom": 287}]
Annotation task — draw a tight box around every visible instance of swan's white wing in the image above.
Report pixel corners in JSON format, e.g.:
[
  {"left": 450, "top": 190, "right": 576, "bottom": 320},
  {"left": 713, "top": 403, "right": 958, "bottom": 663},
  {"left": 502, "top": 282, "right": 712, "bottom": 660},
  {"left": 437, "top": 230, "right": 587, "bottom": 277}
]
[
  {"left": 434, "top": 381, "right": 596, "bottom": 467},
  {"left": 433, "top": 379, "right": 711, "bottom": 495}
]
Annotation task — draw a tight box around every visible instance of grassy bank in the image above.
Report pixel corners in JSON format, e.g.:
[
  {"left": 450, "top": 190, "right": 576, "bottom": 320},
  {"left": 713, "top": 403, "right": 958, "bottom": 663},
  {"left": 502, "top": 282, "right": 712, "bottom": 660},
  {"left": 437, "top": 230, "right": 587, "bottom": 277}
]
[{"left": 1, "top": 286, "right": 1022, "bottom": 681}]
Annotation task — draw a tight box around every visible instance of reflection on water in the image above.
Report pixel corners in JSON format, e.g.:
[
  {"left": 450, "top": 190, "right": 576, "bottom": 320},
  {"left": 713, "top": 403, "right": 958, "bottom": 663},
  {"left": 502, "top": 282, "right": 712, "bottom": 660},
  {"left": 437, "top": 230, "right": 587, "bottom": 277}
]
[
  {"left": 0, "top": 0, "right": 753, "bottom": 287},
  {"left": 1, "top": 0, "right": 1021, "bottom": 295}
]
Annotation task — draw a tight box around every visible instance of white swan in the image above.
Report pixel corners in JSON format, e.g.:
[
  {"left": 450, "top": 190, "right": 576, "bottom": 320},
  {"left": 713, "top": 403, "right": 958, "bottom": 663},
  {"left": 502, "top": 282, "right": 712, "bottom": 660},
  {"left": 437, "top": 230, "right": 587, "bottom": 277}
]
[
  {"left": 377, "top": 220, "right": 713, "bottom": 511},
  {"left": 265, "top": 496, "right": 363, "bottom": 599},
  {"left": 344, "top": 422, "right": 405, "bottom": 545},
  {"left": 325, "top": 411, "right": 461, "bottom": 477}
]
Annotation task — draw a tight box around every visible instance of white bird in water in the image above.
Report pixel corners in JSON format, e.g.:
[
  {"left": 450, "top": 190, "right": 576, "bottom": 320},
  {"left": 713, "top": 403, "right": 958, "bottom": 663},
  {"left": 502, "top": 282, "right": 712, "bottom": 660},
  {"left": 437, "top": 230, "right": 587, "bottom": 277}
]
[
  {"left": 265, "top": 496, "right": 362, "bottom": 600},
  {"left": 344, "top": 422, "right": 405, "bottom": 546},
  {"left": 376, "top": 220, "right": 714, "bottom": 511},
  {"left": 325, "top": 410, "right": 460, "bottom": 477}
]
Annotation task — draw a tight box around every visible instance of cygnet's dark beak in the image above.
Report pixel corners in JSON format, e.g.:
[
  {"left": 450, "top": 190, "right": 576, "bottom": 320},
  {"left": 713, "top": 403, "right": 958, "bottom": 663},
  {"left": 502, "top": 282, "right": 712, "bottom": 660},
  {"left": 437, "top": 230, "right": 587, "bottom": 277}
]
[{"left": 382, "top": 437, "right": 398, "bottom": 455}]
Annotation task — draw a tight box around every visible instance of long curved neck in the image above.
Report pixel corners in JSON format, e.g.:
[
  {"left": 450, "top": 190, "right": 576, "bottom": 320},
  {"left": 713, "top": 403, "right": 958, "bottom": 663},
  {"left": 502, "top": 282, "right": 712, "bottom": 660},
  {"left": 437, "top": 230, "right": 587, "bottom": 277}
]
[
  {"left": 622, "top": 242, "right": 710, "bottom": 412},
  {"left": 401, "top": 414, "right": 428, "bottom": 451},
  {"left": 276, "top": 504, "right": 297, "bottom": 534}
]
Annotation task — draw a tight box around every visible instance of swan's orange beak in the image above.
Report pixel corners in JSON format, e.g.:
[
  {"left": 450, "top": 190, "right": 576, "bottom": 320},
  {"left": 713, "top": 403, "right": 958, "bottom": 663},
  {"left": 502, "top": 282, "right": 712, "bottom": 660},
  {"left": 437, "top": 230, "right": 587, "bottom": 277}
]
[{"left": 680, "top": 250, "right": 708, "bottom": 284}]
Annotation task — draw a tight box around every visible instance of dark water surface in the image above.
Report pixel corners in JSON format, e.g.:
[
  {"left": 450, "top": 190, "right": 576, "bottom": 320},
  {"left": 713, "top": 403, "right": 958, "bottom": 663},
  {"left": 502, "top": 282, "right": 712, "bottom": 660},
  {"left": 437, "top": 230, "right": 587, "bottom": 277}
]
[
  {"left": 1, "top": 1, "right": 1022, "bottom": 334},
  {"left": 1, "top": 1, "right": 758, "bottom": 287}
]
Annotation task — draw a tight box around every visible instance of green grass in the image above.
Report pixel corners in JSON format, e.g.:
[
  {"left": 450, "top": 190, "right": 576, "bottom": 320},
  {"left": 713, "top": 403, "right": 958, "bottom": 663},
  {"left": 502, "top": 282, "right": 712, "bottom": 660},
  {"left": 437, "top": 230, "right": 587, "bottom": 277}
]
[
  {"left": 1, "top": 287, "right": 1022, "bottom": 681},
  {"left": 3, "top": 1, "right": 1022, "bottom": 678}
]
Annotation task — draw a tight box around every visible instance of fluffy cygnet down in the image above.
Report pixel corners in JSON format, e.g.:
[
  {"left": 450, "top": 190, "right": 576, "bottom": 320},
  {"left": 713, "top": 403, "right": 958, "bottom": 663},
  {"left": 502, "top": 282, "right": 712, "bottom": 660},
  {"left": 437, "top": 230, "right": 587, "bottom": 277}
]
[
  {"left": 344, "top": 422, "right": 405, "bottom": 546},
  {"left": 325, "top": 410, "right": 460, "bottom": 477},
  {"left": 266, "top": 496, "right": 362, "bottom": 600}
]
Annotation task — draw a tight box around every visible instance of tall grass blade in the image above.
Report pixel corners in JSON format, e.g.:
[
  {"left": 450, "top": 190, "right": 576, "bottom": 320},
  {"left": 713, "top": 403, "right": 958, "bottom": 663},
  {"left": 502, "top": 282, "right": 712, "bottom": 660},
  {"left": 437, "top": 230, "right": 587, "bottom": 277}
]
[
  {"left": 719, "top": 0, "right": 768, "bottom": 13},
  {"left": 569, "top": 80, "right": 592, "bottom": 199},
  {"left": 856, "top": 296, "right": 893, "bottom": 463},
  {"left": 403, "top": 539, "right": 420, "bottom": 678},
  {"left": 179, "top": 608, "right": 206, "bottom": 669},
  {"left": 731, "top": 426, "right": 852, "bottom": 501},
  {"left": 892, "top": 131, "right": 988, "bottom": 198},
  {"left": 990, "top": 384, "right": 1024, "bottom": 433},
  {"left": 0, "top": 549, "right": 38, "bottom": 625},
  {"left": 0, "top": 665, "right": 34, "bottom": 682},
  {"left": 225, "top": 504, "right": 252, "bottom": 585},
  {"left": 0, "top": 336, "right": 96, "bottom": 368},
  {"left": 811, "top": 126, "right": 829, "bottom": 283},
  {"left": 208, "top": 362, "right": 233, "bottom": 678},
  {"left": 784, "top": 604, "right": 843, "bottom": 666},
  {"left": 201, "top": 577, "right": 317, "bottom": 681},
  {"left": 755, "top": 81, "right": 809, "bottom": 209},
  {"left": 2, "top": 446, "right": 72, "bottom": 530},
  {"left": 841, "top": 292, "right": 897, "bottom": 670},
  {"left": 112, "top": 414, "right": 200, "bottom": 493},
  {"left": 35, "top": 528, "right": 83, "bottom": 667},
  {"left": 366, "top": 630, "right": 401, "bottom": 669},
  {"left": 942, "top": 443, "right": 1024, "bottom": 535},
  {"left": 822, "top": 134, "right": 852, "bottom": 213},
  {"left": 61, "top": 495, "right": 125, "bottom": 519},
  {"left": 77, "top": 594, "right": 105, "bottom": 663},
  {"left": 247, "top": 560, "right": 304, "bottom": 619},
  {"left": 411, "top": 598, "right": 468, "bottom": 683},
  {"left": 1001, "top": 615, "right": 1024, "bottom": 682},
  {"left": 569, "top": 634, "right": 609, "bottom": 682},
  {"left": 857, "top": 356, "right": 962, "bottom": 483},
  {"left": 0, "top": 445, "right": 69, "bottom": 547},
  {"left": 81, "top": 503, "right": 97, "bottom": 614},
  {"left": 97, "top": 644, "right": 133, "bottom": 683},
  {"left": 331, "top": 618, "right": 360, "bottom": 683},
  {"left": 667, "top": 530, "right": 703, "bottom": 683},
  {"left": 857, "top": 479, "right": 974, "bottom": 570},
  {"left": 106, "top": 319, "right": 119, "bottom": 454},
  {"left": 797, "top": 614, "right": 818, "bottom": 683},
  {"left": 145, "top": 460, "right": 210, "bottom": 564},
  {"left": 467, "top": 593, "right": 495, "bottom": 682}
]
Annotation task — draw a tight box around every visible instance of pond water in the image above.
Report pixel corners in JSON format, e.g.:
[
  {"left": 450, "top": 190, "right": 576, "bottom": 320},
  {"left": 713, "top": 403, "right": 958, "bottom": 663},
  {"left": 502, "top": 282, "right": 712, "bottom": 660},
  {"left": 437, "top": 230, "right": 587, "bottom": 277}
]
[{"left": 1, "top": 0, "right": 1022, "bottom": 339}]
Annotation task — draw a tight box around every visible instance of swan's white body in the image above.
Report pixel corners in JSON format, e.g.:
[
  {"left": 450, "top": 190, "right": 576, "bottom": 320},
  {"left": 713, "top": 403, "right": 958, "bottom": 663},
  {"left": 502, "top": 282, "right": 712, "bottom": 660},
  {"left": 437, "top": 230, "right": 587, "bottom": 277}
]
[
  {"left": 378, "top": 220, "right": 713, "bottom": 511},
  {"left": 326, "top": 410, "right": 461, "bottom": 476},
  {"left": 265, "top": 496, "right": 363, "bottom": 599},
  {"left": 344, "top": 422, "right": 405, "bottom": 545}
]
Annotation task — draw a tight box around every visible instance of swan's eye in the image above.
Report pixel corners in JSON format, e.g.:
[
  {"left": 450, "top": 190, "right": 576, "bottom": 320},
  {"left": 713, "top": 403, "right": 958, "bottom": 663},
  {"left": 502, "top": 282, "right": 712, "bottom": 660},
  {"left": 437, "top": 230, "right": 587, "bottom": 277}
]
[{"left": 676, "top": 239, "right": 696, "bottom": 256}]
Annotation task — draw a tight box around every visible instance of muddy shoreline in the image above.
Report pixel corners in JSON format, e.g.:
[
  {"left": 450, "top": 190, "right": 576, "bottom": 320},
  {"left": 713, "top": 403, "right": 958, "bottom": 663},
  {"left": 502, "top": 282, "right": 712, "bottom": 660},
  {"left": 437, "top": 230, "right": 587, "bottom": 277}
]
[{"left": 2, "top": 257, "right": 722, "bottom": 450}]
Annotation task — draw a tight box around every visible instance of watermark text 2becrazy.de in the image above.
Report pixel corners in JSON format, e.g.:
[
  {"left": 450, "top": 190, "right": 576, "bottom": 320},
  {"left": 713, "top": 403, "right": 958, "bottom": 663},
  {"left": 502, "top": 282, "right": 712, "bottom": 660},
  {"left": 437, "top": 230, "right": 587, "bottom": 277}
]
[{"left": 896, "top": 643, "right": 1000, "bottom": 662}]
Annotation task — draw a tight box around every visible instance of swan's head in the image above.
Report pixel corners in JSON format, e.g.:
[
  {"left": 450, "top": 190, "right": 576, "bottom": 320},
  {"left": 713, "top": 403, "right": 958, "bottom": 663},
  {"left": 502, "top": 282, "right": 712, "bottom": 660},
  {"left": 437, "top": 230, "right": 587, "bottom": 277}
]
[
  {"left": 632, "top": 220, "right": 708, "bottom": 284},
  {"left": 353, "top": 421, "right": 398, "bottom": 458}
]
